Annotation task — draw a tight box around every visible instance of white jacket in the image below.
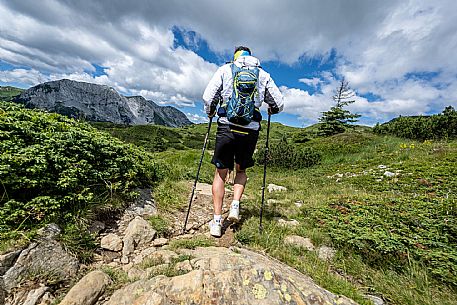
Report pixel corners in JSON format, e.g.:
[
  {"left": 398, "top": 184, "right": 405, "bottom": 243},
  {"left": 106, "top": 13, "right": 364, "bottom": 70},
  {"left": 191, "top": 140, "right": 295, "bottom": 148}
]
[{"left": 203, "top": 55, "right": 284, "bottom": 130}]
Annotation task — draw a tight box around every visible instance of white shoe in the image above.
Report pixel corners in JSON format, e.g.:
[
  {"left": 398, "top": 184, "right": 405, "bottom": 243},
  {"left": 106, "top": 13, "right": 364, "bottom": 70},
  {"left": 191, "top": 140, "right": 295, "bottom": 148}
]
[
  {"left": 209, "top": 220, "right": 222, "bottom": 237},
  {"left": 228, "top": 202, "right": 240, "bottom": 222}
]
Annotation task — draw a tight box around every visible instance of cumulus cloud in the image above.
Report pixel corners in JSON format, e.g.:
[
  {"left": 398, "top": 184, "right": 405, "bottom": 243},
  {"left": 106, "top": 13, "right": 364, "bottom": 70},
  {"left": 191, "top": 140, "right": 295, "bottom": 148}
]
[{"left": 1, "top": 0, "right": 456, "bottom": 124}]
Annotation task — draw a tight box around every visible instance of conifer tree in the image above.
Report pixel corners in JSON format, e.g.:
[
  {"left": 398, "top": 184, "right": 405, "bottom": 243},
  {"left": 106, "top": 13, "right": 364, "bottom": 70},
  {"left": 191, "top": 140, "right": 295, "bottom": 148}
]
[{"left": 318, "top": 78, "right": 361, "bottom": 136}]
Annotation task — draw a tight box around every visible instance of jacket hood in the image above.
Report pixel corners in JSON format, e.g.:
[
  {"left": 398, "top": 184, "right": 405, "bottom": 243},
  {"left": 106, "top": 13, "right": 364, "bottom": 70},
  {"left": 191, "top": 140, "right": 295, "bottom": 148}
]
[{"left": 234, "top": 55, "right": 260, "bottom": 68}]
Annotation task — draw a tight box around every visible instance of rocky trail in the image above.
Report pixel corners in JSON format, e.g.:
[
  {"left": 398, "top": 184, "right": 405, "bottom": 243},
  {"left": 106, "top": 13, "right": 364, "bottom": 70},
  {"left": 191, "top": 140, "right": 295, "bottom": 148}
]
[{"left": 0, "top": 183, "right": 359, "bottom": 305}]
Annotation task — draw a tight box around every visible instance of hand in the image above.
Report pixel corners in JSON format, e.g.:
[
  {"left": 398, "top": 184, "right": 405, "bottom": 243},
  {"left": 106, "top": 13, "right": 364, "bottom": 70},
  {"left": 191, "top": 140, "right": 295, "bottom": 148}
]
[
  {"left": 208, "top": 106, "right": 217, "bottom": 118},
  {"left": 267, "top": 107, "right": 273, "bottom": 115}
]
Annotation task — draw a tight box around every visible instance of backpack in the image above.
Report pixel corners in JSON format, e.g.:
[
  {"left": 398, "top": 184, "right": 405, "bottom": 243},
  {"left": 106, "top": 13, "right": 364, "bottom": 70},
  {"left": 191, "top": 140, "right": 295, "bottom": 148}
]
[{"left": 225, "top": 64, "right": 259, "bottom": 125}]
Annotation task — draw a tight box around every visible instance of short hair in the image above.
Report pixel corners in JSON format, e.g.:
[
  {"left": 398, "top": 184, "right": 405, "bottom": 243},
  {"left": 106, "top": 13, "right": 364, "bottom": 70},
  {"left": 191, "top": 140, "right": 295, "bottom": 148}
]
[{"left": 234, "top": 46, "right": 251, "bottom": 55}]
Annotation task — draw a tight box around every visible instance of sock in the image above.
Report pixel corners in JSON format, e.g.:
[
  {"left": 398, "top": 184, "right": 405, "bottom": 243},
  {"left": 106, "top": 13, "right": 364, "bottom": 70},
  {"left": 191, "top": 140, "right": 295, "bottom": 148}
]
[
  {"left": 231, "top": 200, "right": 240, "bottom": 208},
  {"left": 214, "top": 214, "right": 222, "bottom": 223}
]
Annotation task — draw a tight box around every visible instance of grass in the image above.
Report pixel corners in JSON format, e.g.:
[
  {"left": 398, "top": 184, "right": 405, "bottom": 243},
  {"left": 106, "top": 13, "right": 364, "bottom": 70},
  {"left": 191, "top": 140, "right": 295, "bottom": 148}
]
[
  {"left": 0, "top": 86, "right": 23, "bottom": 101},
  {"left": 151, "top": 129, "right": 456, "bottom": 305}
]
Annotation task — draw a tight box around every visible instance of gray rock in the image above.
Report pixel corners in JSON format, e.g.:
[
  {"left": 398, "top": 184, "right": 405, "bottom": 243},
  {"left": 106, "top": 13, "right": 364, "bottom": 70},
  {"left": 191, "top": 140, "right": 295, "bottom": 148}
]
[
  {"left": 174, "top": 260, "right": 193, "bottom": 273},
  {"left": 378, "top": 165, "right": 387, "bottom": 169},
  {"left": 0, "top": 250, "right": 22, "bottom": 275},
  {"left": 267, "top": 184, "right": 287, "bottom": 193},
  {"left": 317, "top": 246, "right": 337, "bottom": 261},
  {"left": 23, "top": 286, "right": 49, "bottom": 305},
  {"left": 100, "top": 234, "right": 123, "bottom": 252},
  {"left": 284, "top": 235, "right": 315, "bottom": 251},
  {"left": 365, "top": 294, "right": 384, "bottom": 305},
  {"left": 59, "top": 270, "right": 111, "bottom": 305},
  {"left": 36, "top": 223, "right": 61, "bottom": 239},
  {"left": 88, "top": 221, "right": 105, "bottom": 235},
  {"left": 14, "top": 79, "right": 192, "bottom": 127},
  {"left": 3, "top": 239, "right": 79, "bottom": 292},
  {"left": 277, "top": 218, "right": 300, "bottom": 228},
  {"left": 294, "top": 200, "right": 303, "bottom": 208}
]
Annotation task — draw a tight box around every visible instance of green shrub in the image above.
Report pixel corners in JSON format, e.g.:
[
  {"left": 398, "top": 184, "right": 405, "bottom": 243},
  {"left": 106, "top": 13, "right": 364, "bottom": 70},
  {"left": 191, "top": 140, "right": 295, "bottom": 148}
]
[
  {"left": 254, "top": 136, "right": 321, "bottom": 169},
  {"left": 0, "top": 101, "right": 163, "bottom": 233},
  {"left": 373, "top": 106, "right": 457, "bottom": 140}
]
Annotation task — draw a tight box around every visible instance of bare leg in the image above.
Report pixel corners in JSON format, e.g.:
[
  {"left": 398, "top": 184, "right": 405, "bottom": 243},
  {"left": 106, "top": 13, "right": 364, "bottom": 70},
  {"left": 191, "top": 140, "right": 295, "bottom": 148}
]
[
  {"left": 233, "top": 163, "right": 247, "bottom": 201},
  {"left": 212, "top": 168, "right": 228, "bottom": 215}
]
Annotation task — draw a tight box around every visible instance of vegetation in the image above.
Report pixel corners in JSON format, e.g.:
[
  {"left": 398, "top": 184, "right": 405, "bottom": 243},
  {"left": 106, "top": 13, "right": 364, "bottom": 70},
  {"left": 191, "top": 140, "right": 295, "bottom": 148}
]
[
  {"left": 0, "top": 86, "right": 23, "bottom": 102},
  {"left": 318, "top": 78, "right": 361, "bottom": 136},
  {"left": 373, "top": 106, "right": 457, "bottom": 140},
  {"left": 0, "top": 101, "right": 162, "bottom": 258},
  {"left": 2, "top": 95, "right": 456, "bottom": 305}
]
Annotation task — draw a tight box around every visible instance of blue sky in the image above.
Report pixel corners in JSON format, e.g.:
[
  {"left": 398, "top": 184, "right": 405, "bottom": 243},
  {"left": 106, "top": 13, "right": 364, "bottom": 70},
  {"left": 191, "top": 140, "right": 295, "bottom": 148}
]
[{"left": 1, "top": 0, "right": 456, "bottom": 127}]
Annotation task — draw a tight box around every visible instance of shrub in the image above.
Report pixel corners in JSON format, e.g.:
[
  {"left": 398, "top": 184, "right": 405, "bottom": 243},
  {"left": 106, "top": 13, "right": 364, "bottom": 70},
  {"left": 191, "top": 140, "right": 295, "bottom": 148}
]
[
  {"left": 254, "top": 136, "right": 321, "bottom": 169},
  {"left": 0, "top": 101, "right": 163, "bottom": 232},
  {"left": 373, "top": 106, "right": 457, "bottom": 140}
]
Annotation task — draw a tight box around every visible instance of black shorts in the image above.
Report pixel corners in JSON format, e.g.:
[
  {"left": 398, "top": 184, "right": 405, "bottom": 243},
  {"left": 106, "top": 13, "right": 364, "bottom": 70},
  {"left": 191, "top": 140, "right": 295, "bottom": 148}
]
[{"left": 211, "top": 123, "right": 259, "bottom": 170}]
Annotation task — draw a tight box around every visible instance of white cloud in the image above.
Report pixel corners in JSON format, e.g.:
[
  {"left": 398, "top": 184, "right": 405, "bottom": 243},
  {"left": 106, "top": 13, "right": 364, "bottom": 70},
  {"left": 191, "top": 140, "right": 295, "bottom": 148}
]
[
  {"left": 186, "top": 112, "right": 208, "bottom": 124},
  {"left": 298, "top": 77, "right": 321, "bottom": 87},
  {"left": 1, "top": 0, "right": 457, "bottom": 124}
]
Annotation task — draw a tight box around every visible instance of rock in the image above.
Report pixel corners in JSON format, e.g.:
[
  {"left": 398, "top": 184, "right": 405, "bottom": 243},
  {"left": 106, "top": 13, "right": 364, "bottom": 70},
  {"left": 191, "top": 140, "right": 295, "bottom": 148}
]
[
  {"left": 317, "top": 246, "right": 337, "bottom": 261},
  {"left": 174, "top": 260, "right": 193, "bottom": 272},
  {"left": 383, "top": 171, "right": 395, "bottom": 177},
  {"left": 147, "top": 249, "right": 178, "bottom": 264},
  {"left": 294, "top": 200, "right": 303, "bottom": 208},
  {"left": 105, "top": 247, "right": 358, "bottom": 305},
  {"left": 15, "top": 79, "right": 192, "bottom": 127},
  {"left": 37, "top": 292, "right": 54, "bottom": 305},
  {"left": 267, "top": 199, "right": 280, "bottom": 204},
  {"left": 378, "top": 165, "right": 387, "bottom": 169},
  {"left": 365, "top": 294, "right": 384, "bottom": 305},
  {"left": 0, "top": 250, "right": 22, "bottom": 275},
  {"left": 3, "top": 239, "right": 79, "bottom": 292},
  {"left": 277, "top": 218, "right": 300, "bottom": 228},
  {"left": 99, "top": 250, "right": 120, "bottom": 263},
  {"left": 267, "top": 184, "right": 287, "bottom": 193},
  {"left": 153, "top": 238, "right": 168, "bottom": 247},
  {"left": 23, "top": 286, "right": 49, "bottom": 305},
  {"left": 284, "top": 235, "right": 315, "bottom": 251},
  {"left": 101, "top": 234, "right": 123, "bottom": 252},
  {"left": 88, "top": 221, "right": 105, "bottom": 235},
  {"left": 37, "top": 223, "right": 61, "bottom": 239},
  {"left": 59, "top": 270, "right": 111, "bottom": 305},
  {"left": 122, "top": 216, "right": 156, "bottom": 259},
  {"left": 0, "top": 277, "right": 6, "bottom": 305}
]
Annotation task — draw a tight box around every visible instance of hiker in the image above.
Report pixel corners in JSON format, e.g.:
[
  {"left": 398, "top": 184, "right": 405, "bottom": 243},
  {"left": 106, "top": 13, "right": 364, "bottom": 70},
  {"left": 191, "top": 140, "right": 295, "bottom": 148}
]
[{"left": 203, "top": 46, "right": 284, "bottom": 237}]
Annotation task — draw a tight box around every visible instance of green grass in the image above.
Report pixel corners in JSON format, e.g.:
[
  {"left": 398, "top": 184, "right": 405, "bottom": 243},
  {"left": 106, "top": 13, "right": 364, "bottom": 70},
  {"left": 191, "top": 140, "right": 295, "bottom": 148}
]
[
  {"left": 152, "top": 129, "right": 456, "bottom": 305},
  {"left": 169, "top": 235, "right": 215, "bottom": 250},
  {"left": 0, "top": 86, "right": 23, "bottom": 101}
]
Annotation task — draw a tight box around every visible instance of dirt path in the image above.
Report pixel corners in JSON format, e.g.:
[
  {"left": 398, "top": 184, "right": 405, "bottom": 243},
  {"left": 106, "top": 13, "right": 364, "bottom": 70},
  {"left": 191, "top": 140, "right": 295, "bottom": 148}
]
[{"left": 167, "top": 182, "right": 238, "bottom": 246}]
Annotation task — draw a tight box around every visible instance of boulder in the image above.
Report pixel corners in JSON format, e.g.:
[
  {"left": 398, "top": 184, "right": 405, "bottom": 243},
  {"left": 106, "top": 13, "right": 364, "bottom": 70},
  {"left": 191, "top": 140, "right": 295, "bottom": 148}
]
[
  {"left": 284, "top": 235, "right": 315, "bottom": 251},
  {"left": 105, "top": 247, "right": 358, "bottom": 305},
  {"left": 153, "top": 238, "right": 168, "bottom": 247},
  {"left": 58, "top": 270, "right": 111, "bottom": 305},
  {"left": 122, "top": 216, "right": 157, "bottom": 260},
  {"left": 3, "top": 239, "right": 79, "bottom": 292},
  {"left": 0, "top": 250, "right": 22, "bottom": 275},
  {"left": 277, "top": 218, "right": 300, "bottom": 228},
  {"left": 101, "top": 234, "right": 123, "bottom": 252}
]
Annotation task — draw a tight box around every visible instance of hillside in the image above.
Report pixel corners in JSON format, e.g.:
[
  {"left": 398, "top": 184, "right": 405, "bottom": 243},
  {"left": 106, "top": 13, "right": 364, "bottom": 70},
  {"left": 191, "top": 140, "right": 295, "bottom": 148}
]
[
  {"left": 0, "top": 86, "right": 23, "bottom": 101},
  {"left": 1, "top": 105, "right": 455, "bottom": 305},
  {"left": 12, "top": 79, "right": 192, "bottom": 127}
]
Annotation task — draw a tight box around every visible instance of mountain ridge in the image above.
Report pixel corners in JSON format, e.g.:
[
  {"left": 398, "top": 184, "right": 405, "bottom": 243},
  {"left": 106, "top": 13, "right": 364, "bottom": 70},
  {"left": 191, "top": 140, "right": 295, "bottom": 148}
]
[{"left": 12, "top": 79, "right": 192, "bottom": 127}]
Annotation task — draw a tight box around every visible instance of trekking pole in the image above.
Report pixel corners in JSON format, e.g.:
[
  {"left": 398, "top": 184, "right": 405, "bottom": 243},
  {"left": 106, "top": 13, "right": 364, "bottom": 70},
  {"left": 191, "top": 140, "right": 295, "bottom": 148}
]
[
  {"left": 182, "top": 116, "right": 213, "bottom": 234},
  {"left": 259, "top": 113, "right": 271, "bottom": 233}
]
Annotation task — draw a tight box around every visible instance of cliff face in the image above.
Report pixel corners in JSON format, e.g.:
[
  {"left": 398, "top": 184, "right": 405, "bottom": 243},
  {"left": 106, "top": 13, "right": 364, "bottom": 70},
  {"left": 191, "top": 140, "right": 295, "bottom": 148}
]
[{"left": 14, "top": 79, "right": 192, "bottom": 127}]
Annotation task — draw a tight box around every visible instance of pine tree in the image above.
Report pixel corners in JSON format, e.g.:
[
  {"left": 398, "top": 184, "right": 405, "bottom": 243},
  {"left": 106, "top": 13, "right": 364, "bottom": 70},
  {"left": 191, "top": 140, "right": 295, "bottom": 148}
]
[{"left": 318, "top": 78, "right": 361, "bottom": 136}]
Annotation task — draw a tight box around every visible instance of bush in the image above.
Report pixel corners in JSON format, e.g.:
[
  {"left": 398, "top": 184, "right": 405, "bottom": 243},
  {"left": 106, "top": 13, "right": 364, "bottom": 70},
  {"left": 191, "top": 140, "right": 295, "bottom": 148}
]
[
  {"left": 0, "top": 101, "right": 163, "bottom": 232},
  {"left": 373, "top": 106, "right": 457, "bottom": 140},
  {"left": 254, "top": 136, "right": 321, "bottom": 169}
]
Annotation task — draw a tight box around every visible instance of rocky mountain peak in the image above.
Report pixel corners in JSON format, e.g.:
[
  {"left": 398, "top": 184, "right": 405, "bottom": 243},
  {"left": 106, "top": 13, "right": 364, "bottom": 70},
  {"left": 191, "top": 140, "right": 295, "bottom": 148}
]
[{"left": 14, "top": 79, "right": 192, "bottom": 127}]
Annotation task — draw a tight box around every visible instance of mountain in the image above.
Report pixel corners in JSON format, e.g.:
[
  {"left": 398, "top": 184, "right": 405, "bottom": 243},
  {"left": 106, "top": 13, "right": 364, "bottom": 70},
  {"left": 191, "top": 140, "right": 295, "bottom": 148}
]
[{"left": 13, "top": 79, "right": 192, "bottom": 127}]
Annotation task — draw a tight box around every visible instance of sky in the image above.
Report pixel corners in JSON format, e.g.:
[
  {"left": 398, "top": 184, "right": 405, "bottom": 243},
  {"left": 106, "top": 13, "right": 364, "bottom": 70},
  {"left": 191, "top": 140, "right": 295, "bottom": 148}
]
[{"left": 1, "top": 0, "right": 456, "bottom": 127}]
